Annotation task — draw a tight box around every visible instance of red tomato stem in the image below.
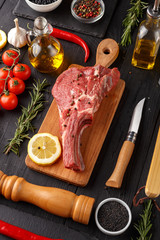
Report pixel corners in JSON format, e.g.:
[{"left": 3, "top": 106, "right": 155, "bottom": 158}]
[{"left": 0, "top": 49, "right": 21, "bottom": 98}]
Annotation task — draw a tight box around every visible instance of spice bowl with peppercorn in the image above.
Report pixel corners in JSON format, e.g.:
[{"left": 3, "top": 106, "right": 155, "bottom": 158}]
[
  {"left": 25, "top": 0, "right": 62, "bottom": 12},
  {"left": 71, "top": 0, "right": 105, "bottom": 24},
  {"left": 95, "top": 198, "right": 132, "bottom": 236}
]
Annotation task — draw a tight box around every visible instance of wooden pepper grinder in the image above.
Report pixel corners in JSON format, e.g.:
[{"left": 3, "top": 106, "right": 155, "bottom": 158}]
[{"left": 0, "top": 171, "right": 95, "bottom": 225}]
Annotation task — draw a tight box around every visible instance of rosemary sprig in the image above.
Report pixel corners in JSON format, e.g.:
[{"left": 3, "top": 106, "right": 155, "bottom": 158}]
[
  {"left": 121, "top": 0, "right": 148, "bottom": 47},
  {"left": 134, "top": 199, "right": 153, "bottom": 240},
  {"left": 4, "top": 78, "right": 49, "bottom": 155}
]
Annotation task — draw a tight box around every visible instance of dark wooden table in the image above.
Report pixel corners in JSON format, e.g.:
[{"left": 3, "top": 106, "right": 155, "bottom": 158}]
[{"left": 0, "top": 0, "right": 160, "bottom": 239}]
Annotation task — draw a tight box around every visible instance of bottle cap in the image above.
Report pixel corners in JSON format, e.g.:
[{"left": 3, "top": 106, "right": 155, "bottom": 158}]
[{"left": 33, "top": 16, "right": 53, "bottom": 35}]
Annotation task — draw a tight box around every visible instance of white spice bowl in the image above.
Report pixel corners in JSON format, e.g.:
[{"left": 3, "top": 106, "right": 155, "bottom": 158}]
[
  {"left": 25, "top": 0, "right": 62, "bottom": 12},
  {"left": 95, "top": 198, "right": 132, "bottom": 236}
]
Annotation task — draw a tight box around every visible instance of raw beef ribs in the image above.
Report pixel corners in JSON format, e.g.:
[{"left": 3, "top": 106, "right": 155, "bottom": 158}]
[{"left": 52, "top": 65, "right": 120, "bottom": 171}]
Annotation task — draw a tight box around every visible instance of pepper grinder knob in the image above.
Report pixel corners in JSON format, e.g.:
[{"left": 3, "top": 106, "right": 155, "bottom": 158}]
[{"left": 0, "top": 171, "right": 95, "bottom": 225}]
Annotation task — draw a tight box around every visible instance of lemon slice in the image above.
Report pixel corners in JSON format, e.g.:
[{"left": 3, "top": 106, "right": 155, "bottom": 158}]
[
  {"left": 28, "top": 133, "right": 61, "bottom": 166},
  {"left": 0, "top": 30, "right": 7, "bottom": 49}
]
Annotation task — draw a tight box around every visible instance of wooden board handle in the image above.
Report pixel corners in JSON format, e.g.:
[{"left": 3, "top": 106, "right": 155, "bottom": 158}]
[
  {"left": 145, "top": 127, "right": 160, "bottom": 198},
  {"left": 96, "top": 38, "right": 119, "bottom": 68},
  {"left": 106, "top": 141, "right": 135, "bottom": 188},
  {"left": 0, "top": 171, "right": 95, "bottom": 225},
  {"left": 69, "top": 38, "right": 119, "bottom": 69}
]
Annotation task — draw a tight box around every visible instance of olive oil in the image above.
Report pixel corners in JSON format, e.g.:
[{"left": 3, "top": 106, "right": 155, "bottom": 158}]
[
  {"left": 131, "top": 39, "right": 157, "bottom": 70},
  {"left": 27, "top": 17, "right": 64, "bottom": 73},
  {"left": 28, "top": 35, "right": 64, "bottom": 73},
  {"left": 131, "top": 3, "right": 160, "bottom": 70}
]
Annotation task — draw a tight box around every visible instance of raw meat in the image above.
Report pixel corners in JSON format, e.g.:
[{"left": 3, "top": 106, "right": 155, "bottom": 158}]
[{"left": 52, "top": 64, "right": 120, "bottom": 171}]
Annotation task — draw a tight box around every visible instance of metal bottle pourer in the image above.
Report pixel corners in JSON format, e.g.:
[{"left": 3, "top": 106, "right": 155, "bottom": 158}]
[{"left": 147, "top": 0, "right": 160, "bottom": 18}]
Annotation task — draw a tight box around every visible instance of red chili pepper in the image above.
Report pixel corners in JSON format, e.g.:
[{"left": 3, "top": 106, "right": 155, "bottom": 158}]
[
  {"left": 50, "top": 28, "right": 90, "bottom": 63},
  {"left": 0, "top": 219, "right": 62, "bottom": 240}
]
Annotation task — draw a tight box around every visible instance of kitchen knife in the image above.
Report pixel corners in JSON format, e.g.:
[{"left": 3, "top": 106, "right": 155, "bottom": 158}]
[{"left": 106, "top": 98, "right": 145, "bottom": 188}]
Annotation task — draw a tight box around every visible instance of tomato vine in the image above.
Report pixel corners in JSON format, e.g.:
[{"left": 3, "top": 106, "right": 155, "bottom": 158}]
[{"left": 0, "top": 48, "right": 20, "bottom": 98}]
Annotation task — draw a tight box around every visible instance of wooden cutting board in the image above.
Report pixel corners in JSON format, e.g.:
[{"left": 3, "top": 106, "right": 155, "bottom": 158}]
[{"left": 25, "top": 39, "right": 125, "bottom": 186}]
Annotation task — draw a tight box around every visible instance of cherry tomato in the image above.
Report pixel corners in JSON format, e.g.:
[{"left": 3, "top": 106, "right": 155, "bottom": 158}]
[
  {"left": 0, "top": 67, "right": 13, "bottom": 81},
  {"left": 8, "top": 77, "right": 25, "bottom": 95},
  {"left": 0, "top": 80, "right": 6, "bottom": 94},
  {"left": 13, "top": 63, "right": 31, "bottom": 81},
  {"left": 0, "top": 92, "right": 18, "bottom": 110},
  {"left": 2, "top": 50, "right": 19, "bottom": 66}
]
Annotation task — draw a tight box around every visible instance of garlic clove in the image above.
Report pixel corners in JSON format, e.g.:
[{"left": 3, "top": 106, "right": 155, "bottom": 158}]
[{"left": 8, "top": 18, "right": 27, "bottom": 48}]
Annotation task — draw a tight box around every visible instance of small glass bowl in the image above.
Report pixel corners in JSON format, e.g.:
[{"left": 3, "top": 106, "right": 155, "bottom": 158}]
[
  {"left": 95, "top": 198, "right": 132, "bottom": 236},
  {"left": 71, "top": 0, "right": 105, "bottom": 24}
]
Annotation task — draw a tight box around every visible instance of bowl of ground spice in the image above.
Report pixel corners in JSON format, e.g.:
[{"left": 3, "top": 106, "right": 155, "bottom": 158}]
[
  {"left": 25, "top": 0, "right": 62, "bottom": 12},
  {"left": 95, "top": 198, "right": 132, "bottom": 236},
  {"left": 71, "top": 0, "right": 105, "bottom": 24}
]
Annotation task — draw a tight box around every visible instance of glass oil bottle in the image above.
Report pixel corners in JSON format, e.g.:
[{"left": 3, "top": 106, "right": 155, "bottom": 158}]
[
  {"left": 27, "top": 17, "right": 64, "bottom": 73},
  {"left": 131, "top": 0, "right": 160, "bottom": 70}
]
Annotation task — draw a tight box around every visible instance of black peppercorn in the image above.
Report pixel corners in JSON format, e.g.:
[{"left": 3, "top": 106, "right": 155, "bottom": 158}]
[
  {"left": 97, "top": 201, "right": 129, "bottom": 232},
  {"left": 29, "top": 0, "right": 57, "bottom": 4},
  {"left": 71, "top": 101, "right": 75, "bottom": 106}
]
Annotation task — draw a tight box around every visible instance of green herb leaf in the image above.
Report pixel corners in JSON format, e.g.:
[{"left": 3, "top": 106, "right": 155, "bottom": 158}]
[
  {"left": 133, "top": 199, "right": 153, "bottom": 240},
  {"left": 121, "top": 0, "right": 148, "bottom": 47},
  {"left": 4, "top": 78, "right": 49, "bottom": 155}
]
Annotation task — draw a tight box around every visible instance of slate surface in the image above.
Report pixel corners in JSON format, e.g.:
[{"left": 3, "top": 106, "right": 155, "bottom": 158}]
[
  {"left": 0, "top": 0, "right": 160, "bottom": 239},
  {"left": 0, "top": 0, "right": 5, "bottom": 8},
  {"left": 13, "top": 0, "right": 118, "bottom": 38}
]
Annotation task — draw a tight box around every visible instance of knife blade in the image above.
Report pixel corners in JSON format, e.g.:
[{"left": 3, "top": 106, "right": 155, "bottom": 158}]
[{"left": 105, "top": 98, "right": 145, "bottom": 188}]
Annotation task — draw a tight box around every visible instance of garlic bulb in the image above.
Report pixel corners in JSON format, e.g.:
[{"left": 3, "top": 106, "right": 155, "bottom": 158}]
[{"left": 8, "top": 18, "right": 27, "bottom": 48}]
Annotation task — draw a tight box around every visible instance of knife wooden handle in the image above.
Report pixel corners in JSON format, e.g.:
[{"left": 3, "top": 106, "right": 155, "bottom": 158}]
[
  {"left": 145, "top": 127, "right": 160, "bottom": 198},
  {"left": 106, "top": 141, "right": 135, "bottom": 188},
  {"left": 0, "top": 171, "right": 95, "bottom": 225}
]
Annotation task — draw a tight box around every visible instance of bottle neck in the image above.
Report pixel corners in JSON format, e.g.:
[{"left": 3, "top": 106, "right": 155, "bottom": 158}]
[
  {"left": 33, "top": 17, "right": 53, "bottom": 36},
  {"left": 146, "top": 14, "right": 160, "bottom": 26},
  {"left": 146, "top": 5, "right": 160, "bottom": 25}
]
